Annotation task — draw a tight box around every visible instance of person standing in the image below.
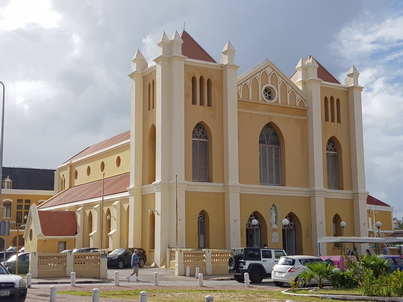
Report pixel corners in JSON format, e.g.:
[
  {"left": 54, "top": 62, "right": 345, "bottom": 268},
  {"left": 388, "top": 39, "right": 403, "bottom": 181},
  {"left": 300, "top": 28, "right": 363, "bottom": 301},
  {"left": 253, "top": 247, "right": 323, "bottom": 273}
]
[{"left": 127, "top": 251, "right": 140, "bottom": 282}]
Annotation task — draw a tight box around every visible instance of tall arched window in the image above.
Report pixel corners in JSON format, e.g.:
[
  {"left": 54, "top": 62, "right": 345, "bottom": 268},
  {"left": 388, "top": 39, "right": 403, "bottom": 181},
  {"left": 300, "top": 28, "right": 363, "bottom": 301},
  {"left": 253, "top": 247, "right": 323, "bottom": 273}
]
[
  {"left": 327, "top": 138, "right": 339, "bottom": 189},
  {"left": 207, "top": 79, "right": 212, "bottom": 107},
  {"left": 192, "top": 76, "right": 197, "bottom": 105},
  {"left": 192, "top": 123, "right": 209, "bottom": 182},
  {"left": 259, "top": 124, "right": 281, "bottom": 185},
  {"left": 198, "top": 210, "right": 209, "bottom": 249},
  {"left": 199, "top": 76, "right": 205, "bottom": 106},
  {"left": 2, "top": 202, "right": 11, "bottom": 218}
]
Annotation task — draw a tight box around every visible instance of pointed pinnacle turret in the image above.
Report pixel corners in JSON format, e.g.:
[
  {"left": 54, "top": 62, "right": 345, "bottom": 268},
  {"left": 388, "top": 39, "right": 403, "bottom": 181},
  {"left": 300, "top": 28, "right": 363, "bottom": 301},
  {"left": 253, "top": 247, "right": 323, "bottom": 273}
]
[
  {"left": 170, "top": 31, "right": 183, "bottom": 56},
  {"left": 221, "top": 41, "right": 236, "bottom": 64},
  {"left": 157, "top": 32, "right": 170, "bottom": 56},
  {"left": 131, "top": 50, "right": 148, "bottom": 72},
  {"left": 345, "top": 65, "right": 360, "bottom": 86}
]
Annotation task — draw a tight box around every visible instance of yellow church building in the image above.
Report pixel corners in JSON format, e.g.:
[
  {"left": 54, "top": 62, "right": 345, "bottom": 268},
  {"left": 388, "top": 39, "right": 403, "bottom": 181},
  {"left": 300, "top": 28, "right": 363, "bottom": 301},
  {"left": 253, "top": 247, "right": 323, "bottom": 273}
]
[{"left": 25, "top": 30, "right": 371, "bottom": 267}]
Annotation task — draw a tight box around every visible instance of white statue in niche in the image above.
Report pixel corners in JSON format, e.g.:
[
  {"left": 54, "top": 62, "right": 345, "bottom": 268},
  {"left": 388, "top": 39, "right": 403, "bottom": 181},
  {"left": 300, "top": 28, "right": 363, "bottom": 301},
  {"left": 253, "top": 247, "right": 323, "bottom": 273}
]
[{"left": 270, "top": 205, "right": 278, "bottom": 229}]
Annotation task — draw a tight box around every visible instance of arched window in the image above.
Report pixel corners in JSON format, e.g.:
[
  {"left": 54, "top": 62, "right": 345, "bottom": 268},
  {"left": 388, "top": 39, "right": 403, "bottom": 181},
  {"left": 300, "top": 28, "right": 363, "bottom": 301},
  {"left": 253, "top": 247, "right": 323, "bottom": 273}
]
[
  {"left": 2, "top": 202, "right": 11, "bottom": 218},
  {"left": 198, "top": 210, "right": 209, "bottom": 249},
  {"left": 192, "top": 123, "right": 209, "bottom": 182},
  {"left": 324, "top": 97, "right": 329, "bottom": 122},
  {"left": 327, "top": 138, "right": 339, "bottom": 189},
  {"left": 259, "top": 124, "right": 281, "bottom": 185},
  {"left": 200, "top": 76, "right": 205, "bottom": 106},
  {"left": 336, "top": 98, "right": 341, "bottom": 123},
  {"left": 207, "top": 79, "right": 212, "bottom": 107},
  {"left": 192, "top": 77, "right": 197, "bottom": 105}
]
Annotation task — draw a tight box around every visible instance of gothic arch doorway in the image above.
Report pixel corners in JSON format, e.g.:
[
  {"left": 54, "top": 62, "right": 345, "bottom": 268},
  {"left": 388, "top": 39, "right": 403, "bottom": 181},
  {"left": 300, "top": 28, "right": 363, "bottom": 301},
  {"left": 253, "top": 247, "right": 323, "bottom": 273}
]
[
  {"left": 246, "top": 212, "right": 267, "bottom": 247},
  {"left": 282, "top": 213, "right": 302, "bottom": 255}
]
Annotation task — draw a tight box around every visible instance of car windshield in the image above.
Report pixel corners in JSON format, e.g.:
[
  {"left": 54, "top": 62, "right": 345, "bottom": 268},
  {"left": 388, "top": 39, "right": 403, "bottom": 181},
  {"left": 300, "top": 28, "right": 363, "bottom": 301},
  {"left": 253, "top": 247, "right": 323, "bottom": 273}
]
[
  {"left": 6, "top": 254, "right": 17, "bottom": 262},
  {"left": 109, "top": 248, "right": 125, "bottom": 256},
  {"left": 0, "top": 265, "right": 8, "bottom": 274}
]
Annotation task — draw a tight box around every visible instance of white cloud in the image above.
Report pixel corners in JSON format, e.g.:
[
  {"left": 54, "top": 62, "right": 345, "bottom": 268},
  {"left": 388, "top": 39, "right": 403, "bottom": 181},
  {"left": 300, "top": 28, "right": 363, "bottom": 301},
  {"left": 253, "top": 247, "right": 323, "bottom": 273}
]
[
  {"left": 0, "top": 0, "right": 61, "bottom": 30},
  {"left": 335, "top": 10, "right": 403, "bottom": 215}
]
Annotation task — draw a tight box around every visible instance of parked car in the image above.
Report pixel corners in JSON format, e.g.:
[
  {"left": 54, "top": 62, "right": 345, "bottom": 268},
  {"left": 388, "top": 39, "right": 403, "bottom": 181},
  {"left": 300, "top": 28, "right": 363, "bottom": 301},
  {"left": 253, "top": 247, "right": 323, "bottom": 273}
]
[
  {"left": 72, "top": 247, "right": 100, "bottom": 253},
  {"left": 107, "top": 248, "right": 147, "bottom": 269},
  {"left": 272, "top": 255, "right": 326, "bottom": 287},
  {"left": 228, "top": 247, "right": 286, "bottom": 283},
  {"left": 60, "top": 249, "right": 73, "bottom": 253},
  {"left": 0, "top": 251, "right": 16, "bottom": 263},
  {"left": 3, "top": 253, "right": 30, "bottom": 275},
  {"left": 0, "top": 263, "right": 27, "bottom": 301},
  {"left": 381, "top": 255, "right": 403, "bottom": 271}
]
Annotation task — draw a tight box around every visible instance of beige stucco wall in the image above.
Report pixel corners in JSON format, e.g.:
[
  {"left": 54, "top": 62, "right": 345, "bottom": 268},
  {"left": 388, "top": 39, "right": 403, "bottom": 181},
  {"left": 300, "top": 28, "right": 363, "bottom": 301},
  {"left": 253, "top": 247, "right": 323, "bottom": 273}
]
[
  {"left": 185, "top": 191, "right": 226, "bottom": 249},
  {"left": 184, "top": 64, "right": 224, "bottom": 183},
  {"left": 238, "top": 101, "right": 309, "bottom": 186}
]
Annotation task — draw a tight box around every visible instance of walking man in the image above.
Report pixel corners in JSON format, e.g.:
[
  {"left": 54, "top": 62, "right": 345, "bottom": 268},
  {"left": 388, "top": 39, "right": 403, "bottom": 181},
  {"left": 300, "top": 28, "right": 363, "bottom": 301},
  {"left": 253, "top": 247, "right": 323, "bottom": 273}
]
[{"left": 127, "top": 251, "right": 140, "bottom": 282}]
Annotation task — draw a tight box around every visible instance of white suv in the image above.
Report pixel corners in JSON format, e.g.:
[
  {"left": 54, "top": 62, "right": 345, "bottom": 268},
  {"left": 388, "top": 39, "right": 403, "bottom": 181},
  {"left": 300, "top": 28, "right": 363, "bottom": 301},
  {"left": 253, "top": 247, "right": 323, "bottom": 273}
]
[
  {"left": 228, "top": 247, "right": 286, "bottom": 283},
  {"left": 0, "top": 263, "right": 27, "bottom": 301}
]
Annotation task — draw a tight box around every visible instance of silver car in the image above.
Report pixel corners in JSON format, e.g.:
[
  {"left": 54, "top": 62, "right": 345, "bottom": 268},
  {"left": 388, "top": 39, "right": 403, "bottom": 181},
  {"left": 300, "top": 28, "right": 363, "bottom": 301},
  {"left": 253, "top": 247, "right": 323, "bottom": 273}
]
[{"left": 272, "top": 255, "right": 325, "bottom": 287}]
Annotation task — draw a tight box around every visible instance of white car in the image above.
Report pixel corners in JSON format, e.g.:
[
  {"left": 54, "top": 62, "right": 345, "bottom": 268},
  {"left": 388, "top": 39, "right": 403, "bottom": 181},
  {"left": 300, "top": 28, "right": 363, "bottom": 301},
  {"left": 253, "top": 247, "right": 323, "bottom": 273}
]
[
  {"left": 271, "top": 255, "right": 325, "bottom": 287},
  {"left": 0, "top": 263, "right": 27, "bottom": 301}
]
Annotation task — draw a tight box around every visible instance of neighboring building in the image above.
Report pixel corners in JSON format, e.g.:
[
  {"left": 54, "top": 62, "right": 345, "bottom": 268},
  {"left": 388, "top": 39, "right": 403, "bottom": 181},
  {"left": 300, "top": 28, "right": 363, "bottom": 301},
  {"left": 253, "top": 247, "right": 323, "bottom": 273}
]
[
  {"left": 366, "top": 195, "right": 393, "bottom": 237},
  {"left": 0, "top": 167, "right": 55, "bottom": 249},
  {"left": 28, "top": 30, "right": 371, "bottom": 266}
]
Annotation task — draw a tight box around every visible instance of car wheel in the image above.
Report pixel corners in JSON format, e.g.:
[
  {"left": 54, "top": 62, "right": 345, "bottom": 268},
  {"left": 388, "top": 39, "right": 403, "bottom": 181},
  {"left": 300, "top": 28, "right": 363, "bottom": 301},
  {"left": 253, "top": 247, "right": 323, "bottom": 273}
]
[
  {"left": 118, "top": 260, "right": 124, "bottom": 269},
  {"left": 295, "top": 277, "right": 307, "bottom": 287},
  {"left": 273, "top": 281, "right": 284, "bottom": 287},
  {"left": 228, "top": 256, "right": 238, "bottom": 270},
  {"left": 139, "top": 258, "right": 145, "bottom": 267},
  {"left": 249, "top": 267, "right": 264, "bottom": 283},
  {"left": 234, "top": 274, "right": 245, "bottom": 283}
]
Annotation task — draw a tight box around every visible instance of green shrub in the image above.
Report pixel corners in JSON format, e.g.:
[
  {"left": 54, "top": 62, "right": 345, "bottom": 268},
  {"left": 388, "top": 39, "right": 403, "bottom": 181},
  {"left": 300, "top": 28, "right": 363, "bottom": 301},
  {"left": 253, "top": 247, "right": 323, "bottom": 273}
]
[{"left": 329, "top": 269, "right": 359, "bottom": 289}]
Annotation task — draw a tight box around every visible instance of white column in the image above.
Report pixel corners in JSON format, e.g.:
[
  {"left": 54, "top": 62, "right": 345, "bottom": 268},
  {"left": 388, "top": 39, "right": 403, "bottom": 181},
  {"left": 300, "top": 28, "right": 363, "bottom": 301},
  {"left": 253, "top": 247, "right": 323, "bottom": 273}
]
[
  {"left": 345, "top": 66, "right": 368, "bottom": 238},
  {"left": 303, "top": 58, "right": 327, "bottom": 255},
  {"left": 153, "top": 32, "right": 177, "bottom": 267},
  {"left": 128, "top": 50, "right": 147, "bottom": 248},
  {"left": 221, "top": 41, "right": 241, "bottom": 248}
]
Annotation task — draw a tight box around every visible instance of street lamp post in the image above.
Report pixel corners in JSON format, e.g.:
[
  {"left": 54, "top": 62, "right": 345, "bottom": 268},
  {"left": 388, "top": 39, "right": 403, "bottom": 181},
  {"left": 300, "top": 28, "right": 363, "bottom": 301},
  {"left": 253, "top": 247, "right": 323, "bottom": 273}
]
[
  {"left": 375, "top": 221, "right": 382, "bottom": 254},
  {"left": 251, "top": 218, "right": 258, "bottom": 247},
  {"left": 0, "top": 81, "right": 5, "bottom": 217},
  {"left": 340, "top": 221, "right": 347, "bottom": 255},
  {"left": 282, "top": 218, "right": 290, "bottom": 254}
]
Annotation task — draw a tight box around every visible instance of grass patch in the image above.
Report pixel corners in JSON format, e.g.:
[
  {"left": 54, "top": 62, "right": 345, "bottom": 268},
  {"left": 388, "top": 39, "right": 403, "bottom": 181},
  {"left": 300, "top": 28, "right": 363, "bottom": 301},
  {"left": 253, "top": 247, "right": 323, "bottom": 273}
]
[{"left": 58, "top": 288, "right": 360, "bottom": 301}]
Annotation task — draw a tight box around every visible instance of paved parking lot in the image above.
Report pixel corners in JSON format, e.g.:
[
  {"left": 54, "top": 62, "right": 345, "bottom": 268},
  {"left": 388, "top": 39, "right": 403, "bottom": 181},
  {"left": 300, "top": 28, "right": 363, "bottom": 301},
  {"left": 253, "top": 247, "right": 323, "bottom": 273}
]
[{"left": 25, "top": 267, "right": 281, "bottom": 301}]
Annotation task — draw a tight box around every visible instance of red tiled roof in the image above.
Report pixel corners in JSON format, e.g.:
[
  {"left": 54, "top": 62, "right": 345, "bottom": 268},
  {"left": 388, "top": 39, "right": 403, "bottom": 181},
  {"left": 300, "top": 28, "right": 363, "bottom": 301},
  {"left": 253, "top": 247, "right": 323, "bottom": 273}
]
[
  {"left": 367, "top": 195, "right": 391, "bottom": 207},
  {"left": 289, "top": 56, "right": 340, "bottom": 84},
  {"left": 181, "top": 30, "right": 216, "bottom": 63},
  {"left": 63, "top": 131, "right": 130, "bottom": 164},
  {"left": 40, "top": 173, "right": 130, "bottom": 209},
  {"left": 38, "top": 211, "right": 77, "bottom": 236}
]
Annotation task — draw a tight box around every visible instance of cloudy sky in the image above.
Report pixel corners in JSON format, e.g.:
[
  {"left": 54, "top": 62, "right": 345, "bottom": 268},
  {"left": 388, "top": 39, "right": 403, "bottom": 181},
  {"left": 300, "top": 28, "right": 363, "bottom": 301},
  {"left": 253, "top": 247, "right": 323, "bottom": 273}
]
[{"left": 0, "top": 0, "right": 402, "bottom": 216}]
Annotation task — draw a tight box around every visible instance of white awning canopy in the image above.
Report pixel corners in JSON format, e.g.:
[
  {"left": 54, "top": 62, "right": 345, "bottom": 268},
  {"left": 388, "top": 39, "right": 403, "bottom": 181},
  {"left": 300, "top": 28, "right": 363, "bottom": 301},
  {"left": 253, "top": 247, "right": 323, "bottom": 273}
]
[{"left": 318, "top": 236, "right": 403, "bottom": 244}]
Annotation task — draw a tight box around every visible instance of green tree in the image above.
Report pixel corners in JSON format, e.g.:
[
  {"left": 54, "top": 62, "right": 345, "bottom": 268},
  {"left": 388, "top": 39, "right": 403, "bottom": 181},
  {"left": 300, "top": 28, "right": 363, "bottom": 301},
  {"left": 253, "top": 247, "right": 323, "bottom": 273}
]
[{"left": 298, "top": 262, "right": 335, "bottom": 289}]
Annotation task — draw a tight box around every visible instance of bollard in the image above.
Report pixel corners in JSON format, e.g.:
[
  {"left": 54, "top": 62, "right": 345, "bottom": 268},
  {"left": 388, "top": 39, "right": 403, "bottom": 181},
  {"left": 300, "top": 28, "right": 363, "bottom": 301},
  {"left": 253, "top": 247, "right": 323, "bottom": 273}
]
[
  {"left": 244, "top": 272, "right": 250, "bottom": 287},
  {"left": 186, "top": 266, "right": 190, "bottom": 277},
  {"left": 205, "top": 295, "right": 214, "bottom": 301},
  {"left": 154, "top": 272, "right": 159, "bottom": 286},
  {"left": 92, "top": 288, "right": 100, "bottom": 302},
  {"left": 139, "top": 291, "right": 148, "bottom": 302},
  {"left": 49, "top": 285, "right": 57, "bottom": 302},
  {"left": 70, "top": 271, "right": 76, "bottom": 287},
  {"left": 114, "top": 271, "right": 119, "bottom": 286},
  {"left": 26, "top": 273, "right": 31, "bottom": 288},
  {"left": 195, "top": 267, "right": 200, "bottom": 278},
  {"left": 198, "top": 273, "right": 204, "bottom": 287}
]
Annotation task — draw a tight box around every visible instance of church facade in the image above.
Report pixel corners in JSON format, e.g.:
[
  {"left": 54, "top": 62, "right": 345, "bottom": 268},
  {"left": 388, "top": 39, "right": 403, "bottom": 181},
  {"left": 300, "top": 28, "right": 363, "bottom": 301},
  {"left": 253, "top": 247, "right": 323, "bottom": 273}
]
[{"left": 29, "top": 31, "right": 368, "bottom": 267}]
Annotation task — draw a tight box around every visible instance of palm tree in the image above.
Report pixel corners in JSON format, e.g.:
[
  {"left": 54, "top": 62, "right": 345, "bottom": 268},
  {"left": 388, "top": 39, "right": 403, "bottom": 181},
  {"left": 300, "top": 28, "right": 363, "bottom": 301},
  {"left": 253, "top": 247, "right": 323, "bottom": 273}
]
[{"left": 298, "top": 262, "right": 335, "bottom": 289}]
